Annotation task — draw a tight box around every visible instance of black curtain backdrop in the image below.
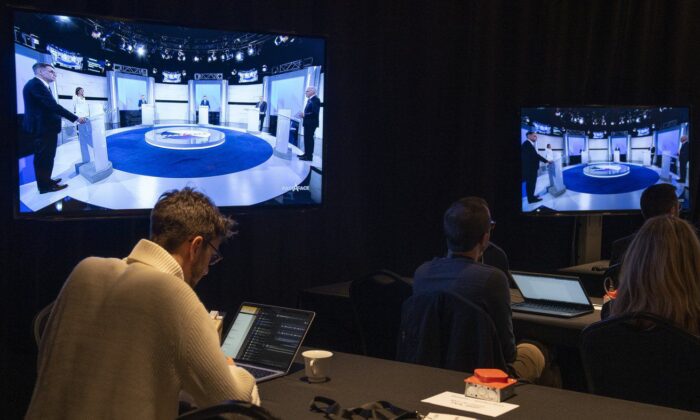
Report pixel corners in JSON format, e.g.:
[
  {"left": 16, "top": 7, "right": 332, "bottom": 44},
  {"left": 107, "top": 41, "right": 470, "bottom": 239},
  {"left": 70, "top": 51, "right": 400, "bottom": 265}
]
[{"left": 2, "top": 0, "right": 700, "bottom": 416}]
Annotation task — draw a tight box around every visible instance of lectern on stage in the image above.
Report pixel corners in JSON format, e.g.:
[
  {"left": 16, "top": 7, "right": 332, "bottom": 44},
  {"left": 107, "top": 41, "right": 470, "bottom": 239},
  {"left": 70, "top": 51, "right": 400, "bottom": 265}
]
[
  {"left": 198, "top": 105, "right": 209, "bottom": 124},
  {"left": 75, "top": 113, "right": 113, "bottom": 183},
  {"left": 246, "top": 108, "right": 259, "bottom": 132},
  {"left": 641, "top": 149, "right": 652, "bottom": 166},
  {"left": 613, "top": 149, "right": 621, "bottom": 162},
  {"left": 141, "top": 103, "right": 155, "bottom": 125},
  {"left": 547, "top": 157, "right": 566, "bottom": 197},
  {"left": 274, "top": 108, "right": 292, "bottom": 158},
  {"left": 661, "top": 152, "right": 671, "bottom": 181}
]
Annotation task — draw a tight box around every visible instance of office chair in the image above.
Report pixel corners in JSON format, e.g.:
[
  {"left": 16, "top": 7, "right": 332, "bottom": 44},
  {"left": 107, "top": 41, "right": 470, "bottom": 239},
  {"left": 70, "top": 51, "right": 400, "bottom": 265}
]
[
  {"left": 580, "top": 312, "right": 700, "bottom": 412},
  {"left": 176, "top": 400, "right": 279, "bottom": 420},
  {"left": 396, "top": 290, "right": 507, "bottom": 373},
  {"left": 349, "top": 269, "right": 412, "bottom": 360},
  {"left": 601, "top": 263, "right": 621, "bottom": 292}
]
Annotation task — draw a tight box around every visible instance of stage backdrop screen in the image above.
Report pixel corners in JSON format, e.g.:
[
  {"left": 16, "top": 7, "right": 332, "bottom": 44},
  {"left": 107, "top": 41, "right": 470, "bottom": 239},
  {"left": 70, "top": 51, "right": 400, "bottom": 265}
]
[
  {"left": 520, "top": 106, "right": 690, "bottom": 215},
  {"left": 12, "top": 9, "right": 326, "bottom": 218}
]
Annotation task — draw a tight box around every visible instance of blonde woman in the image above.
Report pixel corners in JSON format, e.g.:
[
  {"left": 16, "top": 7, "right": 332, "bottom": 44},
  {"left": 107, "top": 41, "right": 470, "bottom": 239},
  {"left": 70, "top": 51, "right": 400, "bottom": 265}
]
[
  {"left": 611, "top": 215, "right": 700, "bottom": 335},
  {"left": 73, "top": 87, "right": 90, "bottom": 119}
]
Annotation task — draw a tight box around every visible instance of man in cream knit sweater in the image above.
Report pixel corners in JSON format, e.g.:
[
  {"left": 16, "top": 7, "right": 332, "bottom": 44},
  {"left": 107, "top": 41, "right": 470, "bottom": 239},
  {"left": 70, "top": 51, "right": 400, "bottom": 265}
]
[{"left": 26, "top": 188, "right": 259, "bottom": 419}]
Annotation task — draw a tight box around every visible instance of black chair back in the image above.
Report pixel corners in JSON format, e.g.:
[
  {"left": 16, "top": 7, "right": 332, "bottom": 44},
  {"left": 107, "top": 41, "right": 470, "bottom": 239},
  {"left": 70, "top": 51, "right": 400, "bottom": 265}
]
[
  {"left": 580, "top": 312, "right": 700, "bottom": 412},
  {"left": 177, "top": 400, "right": 279, "bottom": 420},
  {"left": 396, "top": 290, "right": 506, "bottom": 373},
  {"left": 349, "top": 269, "right": 412, "bottom": 360},
  {"left": 602, "top": 263, "right": 621, "bottom": 291}
]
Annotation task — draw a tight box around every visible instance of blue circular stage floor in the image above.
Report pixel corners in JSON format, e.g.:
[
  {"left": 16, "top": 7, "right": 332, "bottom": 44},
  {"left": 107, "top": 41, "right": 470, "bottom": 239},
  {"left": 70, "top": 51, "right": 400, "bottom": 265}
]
[
  {"left": 563, "top": 164, "right": 659, "bottom": 194},
  {"left": 106, "top": 126, "right": 273, "bottom": 178}
]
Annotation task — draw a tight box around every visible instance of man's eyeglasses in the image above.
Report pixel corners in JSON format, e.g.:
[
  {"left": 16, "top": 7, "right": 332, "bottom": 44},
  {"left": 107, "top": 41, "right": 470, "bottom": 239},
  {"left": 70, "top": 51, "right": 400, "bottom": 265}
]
[{"left": 205, "top": 240, "right": 223, "bottom": 266}]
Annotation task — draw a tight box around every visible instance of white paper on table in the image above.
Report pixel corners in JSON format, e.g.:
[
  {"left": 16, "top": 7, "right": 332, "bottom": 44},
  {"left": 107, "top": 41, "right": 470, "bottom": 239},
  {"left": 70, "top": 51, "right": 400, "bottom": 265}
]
[
  {"left": 422, "top": 391, "right": 519, "bottom": 417},
  {"left": 425, "top": 413, "right": 477, "bottom": 420}
]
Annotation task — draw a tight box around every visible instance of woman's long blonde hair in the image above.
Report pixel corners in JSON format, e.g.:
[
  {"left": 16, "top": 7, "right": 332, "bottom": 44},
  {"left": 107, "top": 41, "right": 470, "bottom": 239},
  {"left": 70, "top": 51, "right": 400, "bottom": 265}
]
[{"left": 611, "top": 215, "right": 700, "bottom": 335}]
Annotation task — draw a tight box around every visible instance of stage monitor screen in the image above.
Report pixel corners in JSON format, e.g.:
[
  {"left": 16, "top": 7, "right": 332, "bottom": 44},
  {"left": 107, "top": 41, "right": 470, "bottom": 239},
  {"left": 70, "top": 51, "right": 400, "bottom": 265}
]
[
  {"left": 11, "top": 9, "right": 326, "bottom": 218},
  {"left": 520, "top": 106, "right": 690, "bottom": 214}
]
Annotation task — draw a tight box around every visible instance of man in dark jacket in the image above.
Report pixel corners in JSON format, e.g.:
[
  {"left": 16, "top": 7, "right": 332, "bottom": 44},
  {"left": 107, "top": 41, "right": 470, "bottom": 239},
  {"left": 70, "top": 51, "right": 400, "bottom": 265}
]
[
  {"left": 23, "top": 63, "right": 85, "bottom": 193},
  {"left": 297, "top": 86, "right": 321, "bottom": 161},
  {"left": 256, "top": 96, "right": 267, "bottom": 132},
  {"left": 521, "top": 131, "right": 550, "bottom": 203},
  {"left": 412, "top": 197, "right": 546, "bottom": 382}
]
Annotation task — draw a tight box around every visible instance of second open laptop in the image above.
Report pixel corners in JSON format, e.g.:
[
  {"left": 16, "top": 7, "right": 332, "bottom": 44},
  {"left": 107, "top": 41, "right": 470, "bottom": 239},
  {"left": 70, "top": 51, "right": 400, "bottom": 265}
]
[
  {"left": 221, "top": 302, "right": 315, "bottom": 383},
  {"left": 511, "top": 271, "right": 594, "bottom": 318}
]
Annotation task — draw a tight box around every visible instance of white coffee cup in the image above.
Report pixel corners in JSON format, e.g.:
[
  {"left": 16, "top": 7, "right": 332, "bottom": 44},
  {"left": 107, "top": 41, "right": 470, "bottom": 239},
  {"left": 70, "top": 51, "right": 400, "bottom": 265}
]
[{"left": 302, "top": 349, "right": 333, "bottom": 383}]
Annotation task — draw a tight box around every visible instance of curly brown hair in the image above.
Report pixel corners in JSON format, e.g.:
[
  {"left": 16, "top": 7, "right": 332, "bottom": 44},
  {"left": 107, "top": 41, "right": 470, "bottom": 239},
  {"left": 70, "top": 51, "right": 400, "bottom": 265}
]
[{"left": 150, "top": 187, "right": 236, "bottom": 252}]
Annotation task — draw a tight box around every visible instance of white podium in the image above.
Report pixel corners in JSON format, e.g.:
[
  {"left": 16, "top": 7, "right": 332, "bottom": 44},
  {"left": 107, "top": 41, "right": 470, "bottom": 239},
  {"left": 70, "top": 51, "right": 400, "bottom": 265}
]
[
  {"left": 581, "top": 151, "right": 589, "bottom": 164},
  {"left": 613, "top": 150, "right": 621, "bottom": 162},
  {"left": 75, "top": 113, "right": 113, "bottom": 183},
  {"left": 246, "top": 108, "right": 259, "bottom": 132},
  {"left": 661, "top": 153, "right": 671, "bottom": 181},
  {"left": 641, "top": 150, "right": 652, "bottom": 166},
  {"left": 198, "top": 105, "right": 209, "bottom": 125},
  {"left": 275, "top": 109, "right": 292, "bottom": 156},
  {"left": 141, "top": 104, "right": 155, "bottom": 125},
  {"left": 547, "top": 157, "right": 567, "bottom": 197}
]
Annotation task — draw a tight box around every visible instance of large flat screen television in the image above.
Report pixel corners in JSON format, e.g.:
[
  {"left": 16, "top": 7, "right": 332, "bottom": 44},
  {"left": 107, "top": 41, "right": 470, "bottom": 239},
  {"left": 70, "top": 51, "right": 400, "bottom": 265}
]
[
  {"left": 11, "top": 8, "right": 326, "bottom": 218},
  {"left": 520, "top": 106, "right": 690, "bottom": 215}
]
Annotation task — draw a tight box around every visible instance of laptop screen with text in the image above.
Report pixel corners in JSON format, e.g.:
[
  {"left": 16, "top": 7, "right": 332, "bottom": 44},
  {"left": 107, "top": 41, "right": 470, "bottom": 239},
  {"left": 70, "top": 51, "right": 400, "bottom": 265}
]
[{"left": 221, "top": 304, "right": 314, "bottom": 371}]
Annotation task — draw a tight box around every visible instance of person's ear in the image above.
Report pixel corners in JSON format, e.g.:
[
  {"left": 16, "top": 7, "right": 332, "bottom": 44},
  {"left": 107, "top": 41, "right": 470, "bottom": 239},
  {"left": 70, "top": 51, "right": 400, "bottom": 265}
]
[
  {"left": 481, "top": 231, "right": 490, "bottom": 249},
  {"left": 189, "top": 236, "right": 204, "bottom": 261}
]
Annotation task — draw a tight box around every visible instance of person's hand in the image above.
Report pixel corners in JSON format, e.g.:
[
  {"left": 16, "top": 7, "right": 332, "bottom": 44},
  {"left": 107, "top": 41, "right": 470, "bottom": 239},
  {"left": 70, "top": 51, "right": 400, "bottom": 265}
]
[
  {"left": 250, "top": 384, "right": 261, "bottom": 406},
  {"left": 296, "top": 111, "right": 304, "bottom": 118},
  {"left": 77, "top": 117, "right": 88, "bottom": 124}
]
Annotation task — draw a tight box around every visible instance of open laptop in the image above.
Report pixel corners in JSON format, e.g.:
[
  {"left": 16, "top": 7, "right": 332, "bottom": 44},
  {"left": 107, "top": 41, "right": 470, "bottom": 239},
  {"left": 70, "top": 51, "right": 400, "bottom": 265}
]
[
  {"left": 511, "top": 271, "right": 594, "bottom": 318},
  {"left": 221, "top": 302, "right": 315, "bottom": 383}
]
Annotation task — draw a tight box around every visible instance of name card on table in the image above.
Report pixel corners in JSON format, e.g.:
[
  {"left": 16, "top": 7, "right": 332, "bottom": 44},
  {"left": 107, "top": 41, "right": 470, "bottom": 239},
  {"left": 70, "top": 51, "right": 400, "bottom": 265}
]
[{"left": 422, "top": 391, "right": 518, "bottom": 417}]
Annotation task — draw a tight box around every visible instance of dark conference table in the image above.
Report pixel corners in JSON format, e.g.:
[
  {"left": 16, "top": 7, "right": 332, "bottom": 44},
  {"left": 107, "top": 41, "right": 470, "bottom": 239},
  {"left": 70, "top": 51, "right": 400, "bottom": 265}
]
[{"left": 259, "top": 351, "right": 698, "bottom": 419}]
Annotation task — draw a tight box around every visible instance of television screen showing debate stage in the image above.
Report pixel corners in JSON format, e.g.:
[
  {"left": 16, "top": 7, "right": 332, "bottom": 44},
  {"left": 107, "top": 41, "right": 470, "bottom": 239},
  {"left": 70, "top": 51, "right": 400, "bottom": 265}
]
[
  {"left": 13, "top": 10, "right": 325, "bottom": 217},
  {"left": 520, "top": 107, "right": 690, "bottom": 214}
]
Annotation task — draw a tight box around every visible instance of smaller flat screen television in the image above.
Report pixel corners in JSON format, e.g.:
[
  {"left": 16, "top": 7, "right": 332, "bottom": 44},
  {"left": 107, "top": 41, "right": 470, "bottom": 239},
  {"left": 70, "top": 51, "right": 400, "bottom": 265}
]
[
  {"left": 520, "top": 106, "right": 690, "bottom": 215},
  {"left": 11, "top": 8, "right": 326, "bottom": 218}
]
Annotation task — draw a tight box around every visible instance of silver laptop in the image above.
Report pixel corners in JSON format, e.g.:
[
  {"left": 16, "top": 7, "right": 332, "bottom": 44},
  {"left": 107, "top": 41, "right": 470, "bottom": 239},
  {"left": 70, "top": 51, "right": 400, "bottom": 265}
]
[
  {"left": 221, "top": 302, "right": 315, "bottom": 383},
  {"left": 511, "top": 272, "right": 594, "bottom": 318}
]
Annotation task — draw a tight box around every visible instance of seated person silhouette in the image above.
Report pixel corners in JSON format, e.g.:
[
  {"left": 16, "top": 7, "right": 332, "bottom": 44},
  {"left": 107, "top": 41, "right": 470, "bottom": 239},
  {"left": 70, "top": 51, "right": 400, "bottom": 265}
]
[{"left": 413, "top": 197, "right": 548, "bottom": 383}]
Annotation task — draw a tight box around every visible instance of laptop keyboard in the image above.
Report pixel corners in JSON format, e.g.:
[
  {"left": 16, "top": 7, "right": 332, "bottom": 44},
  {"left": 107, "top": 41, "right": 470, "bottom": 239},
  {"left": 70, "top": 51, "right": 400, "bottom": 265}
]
[
  {"left": 514, "top": 302, "right": 583, "bottom": 314},
  {"left": 244, "top": 366, "right": 275, "bottom": 379}
]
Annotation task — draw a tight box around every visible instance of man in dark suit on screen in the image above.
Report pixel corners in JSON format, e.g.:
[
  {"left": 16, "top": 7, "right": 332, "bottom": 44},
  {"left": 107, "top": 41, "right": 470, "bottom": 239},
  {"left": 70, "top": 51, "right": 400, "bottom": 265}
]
[
  {"left": 23, "top": 63, "right": 85, "bottom": 194},
  {"left": 521, "top": 131, "right": 550, "bottom": 203},
  {"left": 256, "top": 96, "right": 267, "bottom": 132},
  {"left": 200, "top": 95, "right": 210, "bottom": 107},
  {"left": 297, "top": 86, "right": 320, "bottom": 161},
  {"left": 138, "top": 95, "right": 147, "bottom": 108},
  {"left": 678, "top": 135, "right": 689, "bottom": 183}
]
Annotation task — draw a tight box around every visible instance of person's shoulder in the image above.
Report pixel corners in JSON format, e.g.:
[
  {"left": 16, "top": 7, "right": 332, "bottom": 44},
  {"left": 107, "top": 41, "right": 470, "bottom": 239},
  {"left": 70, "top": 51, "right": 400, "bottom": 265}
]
[
  {"left": 414, "top": 259, "right": 431, "bottom": 279},
  {"left": 65, "top": 257, "right": 127, "bottom": 288},
  {"left": 73, "top": 256, "right": 126, "bottom": 274},
  {"left": 466, "top": 262, "right": 508, "bottom": 286},
  {"left": 23, "top": 77, "right": 40, "bottom": 90},
  {"left": 414, "top": 257, "right": 447, "bottom": 273},
  {"left": 471, "top": 261, "right": 505, "bottom": 277}
]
